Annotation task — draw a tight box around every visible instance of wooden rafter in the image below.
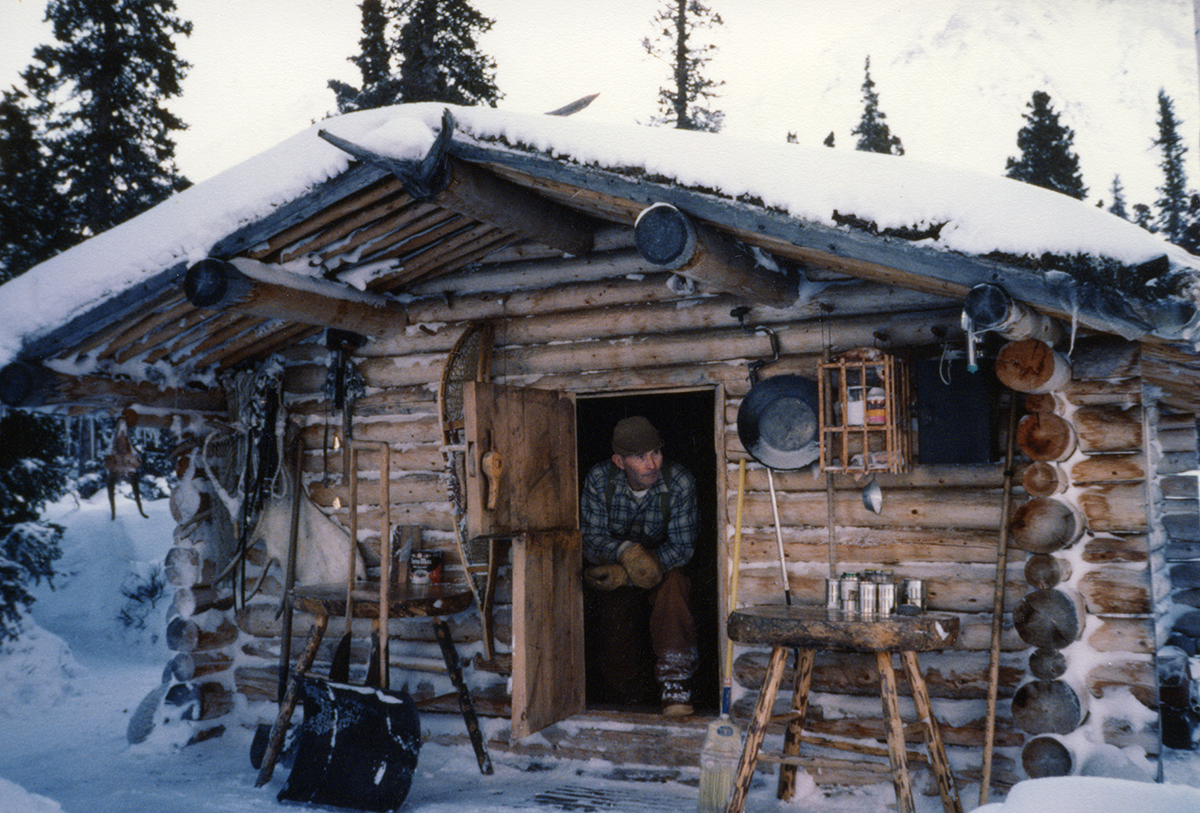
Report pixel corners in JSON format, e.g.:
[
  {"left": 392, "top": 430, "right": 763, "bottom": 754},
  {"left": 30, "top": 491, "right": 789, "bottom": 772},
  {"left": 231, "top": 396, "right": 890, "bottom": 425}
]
[{"left": 0, "top": 361, "right": 226, "bottom": 415}]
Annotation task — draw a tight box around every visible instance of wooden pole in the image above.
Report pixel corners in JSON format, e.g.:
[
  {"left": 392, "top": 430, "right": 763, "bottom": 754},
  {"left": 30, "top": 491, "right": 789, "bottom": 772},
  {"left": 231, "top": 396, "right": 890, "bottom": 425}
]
[{"left": 980, "top": 393, "right": 1019, "bottom": 805}]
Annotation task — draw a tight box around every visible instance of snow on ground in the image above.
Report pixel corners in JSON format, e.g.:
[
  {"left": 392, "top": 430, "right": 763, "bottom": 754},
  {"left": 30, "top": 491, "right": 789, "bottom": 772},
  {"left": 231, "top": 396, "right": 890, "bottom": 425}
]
[{"left": 1, "top": 487, "right": 1198, "bottom": 813}]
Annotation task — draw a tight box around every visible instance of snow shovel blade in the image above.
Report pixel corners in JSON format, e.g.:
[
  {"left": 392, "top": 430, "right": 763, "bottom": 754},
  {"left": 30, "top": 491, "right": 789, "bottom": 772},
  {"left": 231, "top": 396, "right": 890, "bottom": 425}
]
[
  {"left": 328, "top": 631, "right": 352, "bottom": 684},
  {"left": 279, "top": 676, "right": 421, "bottom": 812}
]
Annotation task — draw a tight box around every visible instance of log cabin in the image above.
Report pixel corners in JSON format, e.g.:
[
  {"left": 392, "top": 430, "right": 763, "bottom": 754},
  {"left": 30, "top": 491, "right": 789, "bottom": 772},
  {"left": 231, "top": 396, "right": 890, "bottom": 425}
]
[{"left": 2, "top": 102, "right": 1199, "bottom": 802}]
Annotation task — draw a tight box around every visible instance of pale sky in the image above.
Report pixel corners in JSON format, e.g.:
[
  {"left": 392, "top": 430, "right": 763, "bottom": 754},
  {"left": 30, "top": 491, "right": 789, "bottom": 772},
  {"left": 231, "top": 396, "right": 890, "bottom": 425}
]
[{"left": 2, "top": 0, "right": 1198, "bottom": 211}]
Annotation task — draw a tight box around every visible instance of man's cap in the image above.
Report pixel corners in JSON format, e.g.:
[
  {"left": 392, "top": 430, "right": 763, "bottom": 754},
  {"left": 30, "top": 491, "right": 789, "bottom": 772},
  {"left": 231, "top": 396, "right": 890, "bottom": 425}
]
[{"left": 612, "top": 416, "right": 663, "bottom": 456}]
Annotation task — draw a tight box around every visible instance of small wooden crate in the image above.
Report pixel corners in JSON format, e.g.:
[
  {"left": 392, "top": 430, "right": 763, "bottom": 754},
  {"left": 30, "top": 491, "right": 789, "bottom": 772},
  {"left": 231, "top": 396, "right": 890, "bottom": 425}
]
[{"left": 818, "top": 348, "right": 911, "bottom": 474}]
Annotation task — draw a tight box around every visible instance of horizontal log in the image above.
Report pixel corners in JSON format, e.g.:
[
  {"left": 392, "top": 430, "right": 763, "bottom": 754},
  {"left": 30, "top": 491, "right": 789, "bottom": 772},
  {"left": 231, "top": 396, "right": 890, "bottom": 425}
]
[
  {"left": 1069, "top": 453, "right": 1146, "bottom": 485},
  {"left": 1156, "top": 426, "right": 1198, "bottom": 454},
  {"left": 1159, "top": 474, "right": 1199, "bottom": 500},
  {"left": 299, "top": 415, "right": 438, "bottom": 449},
  {"left": 1022, "top": 462, "right": 1067, "bottom": 496},
  {"left": 735, "top": 572, "right": 1027, "bottom": 615},
  {"left": 165, "top": 546, "right": 218, "bottom": 588},
  {"left": 0, "top": 361, "right": 226, "bottom": 414},
  {"left": 1024, "top": 554, "right": 1070, "bottom": 590},
  {"left": 307, "top": 474, "right": 446, "bottom": 508},
  {"left": 1028, "top": 647, "right": 1067, "bottom": 680},
  {"left": 1084, "top": 617, "right": 1154, "bottom": 654},
  {"left": 1013, "top": 588, "right": 1085, "bottom": 649},
  {"left": 1075, "top": 483, "right": 1148, "bottom": 533},
  {"left": 737, "top": 463, "right": 1006, "bottom": 492},
  {"left": 363, "top": 308, "right": 957, "bottom": 388},
  {"left": 1079, "top": 568, "right": 1150, "bottom": 615},
  {"left": 1073, "top": 405, "right": 1143, "bottom": 453},
  {"left": 733, "top": 649, "right": 1023, "bottom": 699},
  {"left": 1069, "top": 337, "right": 1141, "bottom": 380},
  {"left": 635, "top": 202, "right": 796, "bottom": 306},
  {"left": 1011, "top": 678, "right": 1086, "bottom": 734},
  {"left": 996, "top": 339, "right": 1072, "bottom": 393},
  {"left": 164, "top": 651, "right": 234, "bottom": 682},
  {"left": 1086, "top": 657, "right": 1156, "bottom": 708},
  {"left": 171, "top": 585, "right": 235, "bottom": 618},
  {"left": 1022, "top": 735, "right": 1073, "bottom": 778},
  {"left": 1081, "top": 534, "right": 1148, "bottom": 565},
  {"left": 736, "top": 488, "right": 1005, "bottom": 531},
  {"left": 301, "top": 445, "right": 446, "bottom": 478},
  {"left": 1016, "top": 413, "right": 1076, "bottom": 461},
  {"left": 1025, "top": 379, "right": 1141, "bottom": 411},
  {"left": 166, "top": 613, "right": 239, "bottom": 653},
  {"left": 1008, "top": 497, "right": 1084, "bottom": 554},
  {"left": 184, "top": 257, "right": 409, "bottom": 336},
  {"left": 735, "top": 526, "right": 1015, "bottom": 567}
]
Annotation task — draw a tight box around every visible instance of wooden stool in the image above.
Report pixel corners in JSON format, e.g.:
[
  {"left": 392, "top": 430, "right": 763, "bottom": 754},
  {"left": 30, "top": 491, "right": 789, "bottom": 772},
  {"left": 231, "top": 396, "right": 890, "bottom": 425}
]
[{"left": 724, "top": 605, "right": 963, "bottom": 813}]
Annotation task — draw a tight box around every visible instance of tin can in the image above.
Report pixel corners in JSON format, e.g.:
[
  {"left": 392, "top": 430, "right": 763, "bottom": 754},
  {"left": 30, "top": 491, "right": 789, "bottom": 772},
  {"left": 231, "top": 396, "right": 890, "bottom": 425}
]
[
  {"left": 840, "top": 599, "right": 858, "bottom": 615},
  {"left": 877, "top": 582, "right": 897, "bottom": 615},
  {"left": 859, "top": 581, "right": 879, "bottom": 615},
  {"left": 902, "top": 578, "right": 925, "bottom": 610},
  {"left": 825, "top": 578, "right": 840, "bottom": 609},
  {"left": 839, "top": 575, "right": 859, "bottom": 605}
]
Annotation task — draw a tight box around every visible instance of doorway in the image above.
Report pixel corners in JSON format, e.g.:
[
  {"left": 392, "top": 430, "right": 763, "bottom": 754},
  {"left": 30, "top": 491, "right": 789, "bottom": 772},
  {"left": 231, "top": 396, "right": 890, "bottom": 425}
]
[{"left": 576, "top": 389, "right": 719, "bottom": 714}]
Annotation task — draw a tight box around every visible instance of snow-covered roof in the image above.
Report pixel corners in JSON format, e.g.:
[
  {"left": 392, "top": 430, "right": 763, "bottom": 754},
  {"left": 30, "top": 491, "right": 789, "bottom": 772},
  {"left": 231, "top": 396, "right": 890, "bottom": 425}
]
[{"left": 2, "top": 102, "right": 1198, "bottom": 371}]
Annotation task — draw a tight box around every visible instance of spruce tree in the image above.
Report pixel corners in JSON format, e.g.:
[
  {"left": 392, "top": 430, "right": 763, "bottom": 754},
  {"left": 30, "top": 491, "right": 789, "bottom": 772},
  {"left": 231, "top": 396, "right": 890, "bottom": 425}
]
[
  {"left": 643, "top": 0, "right": 724, "bottom": 132},
  {"left": 1132, "top": 203, "right": 1154, "bottom": 231},
  {"left": 395, "top": 0, "right": 501, "bottom": 107},
  {"left": 1107, "top": 175, "right": 1128, "bottom": 220},
  {"left": 0, "top": 88, "right": 72, "bottom": 282},
  {"left": 1004, "top": 90, "right": 1087, "bottom": 200},
  {"left": 21, "top": 0, "right": 192, "bottom": 239},
  {"left": 1152, "top": 89, "right": 1189, "bottom": 244},
  {"left": 0, "top": 411, "right": 67, "bottom": 641},
  {"left": 852, "top": 57, "right": 903, "bottom": 155},
  {"left": 330, "top": 0, "right": 403, "bottom": 113}
]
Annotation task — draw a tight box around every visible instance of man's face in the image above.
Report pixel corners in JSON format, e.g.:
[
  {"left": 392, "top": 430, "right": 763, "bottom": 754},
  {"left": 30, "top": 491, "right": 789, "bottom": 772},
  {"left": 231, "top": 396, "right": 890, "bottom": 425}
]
[{"left": 613, "top": 448, "right": 663, "bottom": 491}]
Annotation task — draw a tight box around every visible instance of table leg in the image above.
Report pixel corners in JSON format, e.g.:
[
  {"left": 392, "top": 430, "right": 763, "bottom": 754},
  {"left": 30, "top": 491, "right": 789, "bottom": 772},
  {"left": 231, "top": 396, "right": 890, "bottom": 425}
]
[
  {"left": 777, "top": 648, "right": 815, "bottom": 801},
  {"left": 256, "top": 613, "right": 329, "bottom": 787},
  {"left": 433, "top": 618, "right": 494, "bottom": 775},
  {"left": 726, "top": 645, "right": 788, "bottom": 813},
  {"left": 876, "top": 651, "right": 914, "bottom": 813},
  {"left": 901, "top": 650, "right": 962, "bottom": 813}
]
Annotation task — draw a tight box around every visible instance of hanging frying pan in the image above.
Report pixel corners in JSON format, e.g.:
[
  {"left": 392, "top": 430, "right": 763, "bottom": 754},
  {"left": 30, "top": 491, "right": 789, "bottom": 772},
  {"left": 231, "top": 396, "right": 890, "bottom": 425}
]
[{"left": 736, "top": 374, "right": 820, "bottom": 471}]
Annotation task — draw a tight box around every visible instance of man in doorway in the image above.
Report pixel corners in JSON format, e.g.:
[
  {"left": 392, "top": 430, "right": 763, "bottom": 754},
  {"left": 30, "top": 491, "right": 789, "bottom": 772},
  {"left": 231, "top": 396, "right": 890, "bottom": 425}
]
[{"left": 581, "top": 416, "right": 699, "bottom": 716}]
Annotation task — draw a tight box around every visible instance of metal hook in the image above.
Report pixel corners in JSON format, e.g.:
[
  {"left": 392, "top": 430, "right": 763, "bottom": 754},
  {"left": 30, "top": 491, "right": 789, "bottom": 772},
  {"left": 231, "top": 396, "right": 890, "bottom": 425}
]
[{"left": 731, "top": 307, "right": 779, "bottom": 383}]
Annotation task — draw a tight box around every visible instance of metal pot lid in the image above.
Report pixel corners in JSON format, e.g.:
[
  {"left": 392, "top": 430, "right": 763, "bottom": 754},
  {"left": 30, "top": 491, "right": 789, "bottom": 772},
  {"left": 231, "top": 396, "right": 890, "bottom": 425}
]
[{"left": 736, "top": 374, "right": 820, "bottom": 470}]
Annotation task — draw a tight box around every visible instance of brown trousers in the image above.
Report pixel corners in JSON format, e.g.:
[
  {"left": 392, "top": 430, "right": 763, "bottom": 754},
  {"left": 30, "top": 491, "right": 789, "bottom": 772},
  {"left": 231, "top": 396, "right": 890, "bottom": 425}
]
[{"left": 590, "top": 568, "right": 697, "bottom": 704}]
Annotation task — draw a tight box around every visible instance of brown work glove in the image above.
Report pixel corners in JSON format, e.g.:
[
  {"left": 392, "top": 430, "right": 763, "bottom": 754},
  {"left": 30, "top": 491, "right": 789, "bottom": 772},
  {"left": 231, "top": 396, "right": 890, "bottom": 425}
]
[
  {"left": 584, "top": 563, "right": 630, "bottom": 591},
  {"left": 618, "top": 542, "right": 663, "bottom": 589}
]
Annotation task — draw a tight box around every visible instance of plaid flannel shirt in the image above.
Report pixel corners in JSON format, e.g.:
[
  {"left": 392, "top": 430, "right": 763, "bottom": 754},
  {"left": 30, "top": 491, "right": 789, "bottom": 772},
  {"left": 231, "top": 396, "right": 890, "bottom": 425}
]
[{"left": 581, "top": 459, "right": 698, "bottom": 571}]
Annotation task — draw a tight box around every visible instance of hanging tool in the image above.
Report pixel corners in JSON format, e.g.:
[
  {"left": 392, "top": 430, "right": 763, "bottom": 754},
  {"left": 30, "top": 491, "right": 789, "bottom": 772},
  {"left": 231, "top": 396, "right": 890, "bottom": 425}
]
[{"left": 980, "top": 392, "right": 1019, "bottom": 805}]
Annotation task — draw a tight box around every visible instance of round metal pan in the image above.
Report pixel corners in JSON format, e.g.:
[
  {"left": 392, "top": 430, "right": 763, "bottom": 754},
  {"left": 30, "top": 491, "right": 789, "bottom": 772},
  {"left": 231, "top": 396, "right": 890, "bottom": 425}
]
[{"left": 736, "top": 374, "right": 820, "bottom": 470}]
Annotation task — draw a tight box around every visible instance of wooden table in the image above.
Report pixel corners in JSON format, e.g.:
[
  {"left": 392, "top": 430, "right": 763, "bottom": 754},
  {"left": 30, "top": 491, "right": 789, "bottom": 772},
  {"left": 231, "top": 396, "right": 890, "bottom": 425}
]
[
  {"left": 724, "top": 605, "right": 962, "bottom": 813},
  {"left": 256, "top": 580, "right": 492, "bottom": 787}
]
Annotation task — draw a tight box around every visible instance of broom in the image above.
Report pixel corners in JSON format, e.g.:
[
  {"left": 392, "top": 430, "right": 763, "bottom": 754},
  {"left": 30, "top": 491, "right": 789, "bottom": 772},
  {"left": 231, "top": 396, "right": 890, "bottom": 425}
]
[{"left": 698, "top": 460, "right": 747, "bottom": 813}]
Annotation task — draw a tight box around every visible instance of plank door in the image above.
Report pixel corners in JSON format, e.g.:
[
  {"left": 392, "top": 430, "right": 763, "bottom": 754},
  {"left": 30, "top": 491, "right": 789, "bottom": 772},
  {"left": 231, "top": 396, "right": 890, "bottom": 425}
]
[{"left": 462, "top": 381, "right": 583, "bottom": 738}]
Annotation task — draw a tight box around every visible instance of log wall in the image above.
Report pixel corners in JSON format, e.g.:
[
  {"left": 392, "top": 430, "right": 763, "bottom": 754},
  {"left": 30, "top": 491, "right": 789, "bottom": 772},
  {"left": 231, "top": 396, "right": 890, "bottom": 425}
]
[
  {"left": 225, "top": 258, "right": 1153, "bottom": 787},
  {"left": 1003, "top": 338, "right": 1161, "bottom": 782}
]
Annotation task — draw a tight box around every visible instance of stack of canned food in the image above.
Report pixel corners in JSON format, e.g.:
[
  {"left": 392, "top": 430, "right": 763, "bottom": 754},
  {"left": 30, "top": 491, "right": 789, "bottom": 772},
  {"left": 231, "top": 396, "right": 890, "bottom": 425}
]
[{"left": 825, "top": 571, "right": 925, "bottom": 616}]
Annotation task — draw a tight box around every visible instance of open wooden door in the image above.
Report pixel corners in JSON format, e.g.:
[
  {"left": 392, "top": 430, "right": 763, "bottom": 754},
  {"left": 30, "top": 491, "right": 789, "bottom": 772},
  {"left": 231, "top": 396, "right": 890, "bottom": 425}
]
[{"left": 462, "top": 381, "right": 582, "bottom": 739}]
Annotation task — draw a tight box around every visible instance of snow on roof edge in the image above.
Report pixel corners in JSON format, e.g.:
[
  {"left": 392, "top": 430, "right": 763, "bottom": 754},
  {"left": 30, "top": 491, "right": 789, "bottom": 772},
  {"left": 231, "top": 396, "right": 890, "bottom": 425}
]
[{"left": 2, "top": 101, "right": 1197, "bottom": 369}]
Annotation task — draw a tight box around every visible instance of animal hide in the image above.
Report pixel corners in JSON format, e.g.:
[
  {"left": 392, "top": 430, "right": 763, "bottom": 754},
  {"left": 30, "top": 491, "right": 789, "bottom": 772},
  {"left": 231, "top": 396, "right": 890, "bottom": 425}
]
[{"left": 249, "top": 460, "right": 362, "bottom": 587}]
